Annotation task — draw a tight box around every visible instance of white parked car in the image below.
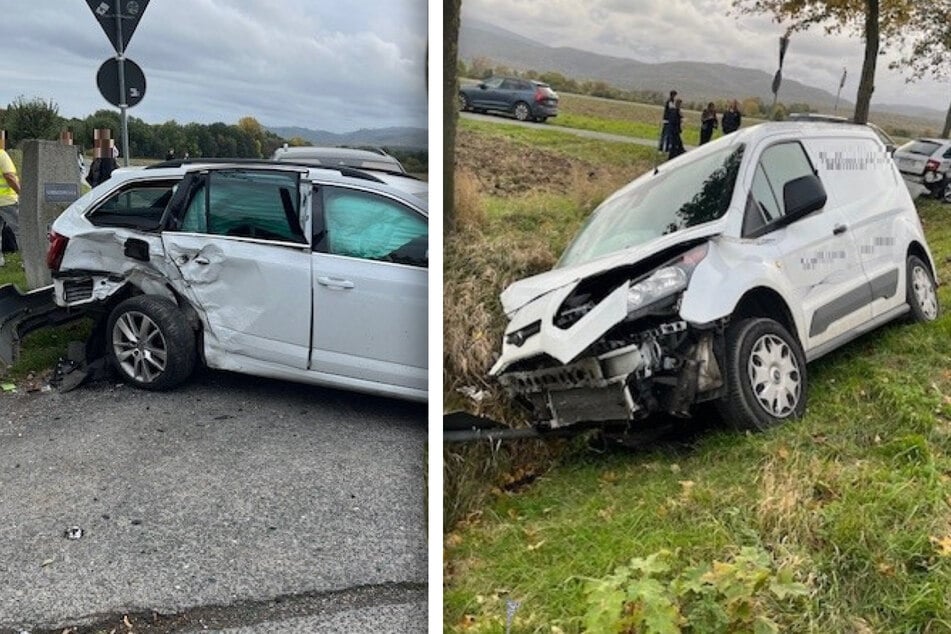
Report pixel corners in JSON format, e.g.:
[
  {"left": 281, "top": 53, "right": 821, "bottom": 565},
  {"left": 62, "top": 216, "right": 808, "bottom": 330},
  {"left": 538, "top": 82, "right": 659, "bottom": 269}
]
[
  {"left": 893, "top": 138, "right": 951, "bottom": 202},
  {"left": 3, "top": 160, "right": 428, "bottom": 401},
  {"left": 490, "top": 122, "right": 939, "bottom": 432}
]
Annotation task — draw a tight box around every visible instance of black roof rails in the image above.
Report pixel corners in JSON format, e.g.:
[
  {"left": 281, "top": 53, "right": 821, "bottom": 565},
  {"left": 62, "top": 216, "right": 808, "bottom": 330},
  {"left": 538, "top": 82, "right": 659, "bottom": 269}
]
[{"left": 144, "top": 158, "right": 386, "bottom": 184}]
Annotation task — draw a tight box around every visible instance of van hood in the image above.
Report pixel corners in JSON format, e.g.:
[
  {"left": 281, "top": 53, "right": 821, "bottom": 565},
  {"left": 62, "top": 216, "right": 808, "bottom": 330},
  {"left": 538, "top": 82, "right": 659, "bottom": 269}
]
[{"left": 500, "top": 223, "right": 724, "bottom": 316}]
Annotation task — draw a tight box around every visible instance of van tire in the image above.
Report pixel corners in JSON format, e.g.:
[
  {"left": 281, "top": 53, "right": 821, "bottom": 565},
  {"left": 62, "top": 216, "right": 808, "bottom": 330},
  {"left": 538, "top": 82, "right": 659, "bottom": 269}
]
[
  {"left": 106, "top": 295, "right": 197, "bottom": 391},
  {"left": 716, "top": 317, "right": 807, "bottom": 432},
  {"left": 906, "top": 255, "right": 939, "bottom": 323}
]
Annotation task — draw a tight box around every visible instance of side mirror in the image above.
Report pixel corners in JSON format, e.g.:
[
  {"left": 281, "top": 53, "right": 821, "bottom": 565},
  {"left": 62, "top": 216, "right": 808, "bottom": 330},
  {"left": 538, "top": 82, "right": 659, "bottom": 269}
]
[
  {"left": 885, "top": 143, "right": 896, "bottom": 156},
  {"left": 783, "top": 173, "right": 827, "bottom": 219},
  {"left": 478, "top": 83, "right": 487, "bottom": 89}
]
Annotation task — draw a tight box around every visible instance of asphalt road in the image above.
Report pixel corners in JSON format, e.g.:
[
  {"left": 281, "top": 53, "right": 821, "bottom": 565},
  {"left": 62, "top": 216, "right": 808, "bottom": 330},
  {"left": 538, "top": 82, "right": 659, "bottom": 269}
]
[{"left": 0, "top": 368, "right": 427, "bottom": 632}]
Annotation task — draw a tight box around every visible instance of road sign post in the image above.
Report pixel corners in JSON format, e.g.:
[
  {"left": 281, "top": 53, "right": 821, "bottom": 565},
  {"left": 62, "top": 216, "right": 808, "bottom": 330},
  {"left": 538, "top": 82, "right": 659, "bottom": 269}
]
[{"left": 86, "top": 0, "right": 150, "bottom": 166}]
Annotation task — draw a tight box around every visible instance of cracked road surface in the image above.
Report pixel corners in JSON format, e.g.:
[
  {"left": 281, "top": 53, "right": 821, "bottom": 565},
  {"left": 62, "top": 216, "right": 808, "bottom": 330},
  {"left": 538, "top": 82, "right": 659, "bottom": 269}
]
[{"left": 0, "top": 369, "right": 427, "bottom": 632}]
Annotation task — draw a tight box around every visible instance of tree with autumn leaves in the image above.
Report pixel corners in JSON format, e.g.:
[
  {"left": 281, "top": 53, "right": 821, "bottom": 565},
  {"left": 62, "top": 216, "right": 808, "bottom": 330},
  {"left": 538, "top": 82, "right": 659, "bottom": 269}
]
[{"left": 733, "top": 0, "right": 951, "bottom": 133}]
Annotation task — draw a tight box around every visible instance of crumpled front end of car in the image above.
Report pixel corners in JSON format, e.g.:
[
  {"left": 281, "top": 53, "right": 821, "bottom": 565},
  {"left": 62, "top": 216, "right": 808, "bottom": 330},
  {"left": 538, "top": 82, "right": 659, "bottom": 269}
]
[{"left": 490, "top": 242, "right": 725, "bottom": 429}]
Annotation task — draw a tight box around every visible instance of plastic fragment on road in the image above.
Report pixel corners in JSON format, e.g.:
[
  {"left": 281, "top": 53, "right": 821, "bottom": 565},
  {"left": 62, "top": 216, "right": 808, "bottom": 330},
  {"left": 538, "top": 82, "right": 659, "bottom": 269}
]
[{"left": 64, "top": 526, "right": 84, "bottom": 540}]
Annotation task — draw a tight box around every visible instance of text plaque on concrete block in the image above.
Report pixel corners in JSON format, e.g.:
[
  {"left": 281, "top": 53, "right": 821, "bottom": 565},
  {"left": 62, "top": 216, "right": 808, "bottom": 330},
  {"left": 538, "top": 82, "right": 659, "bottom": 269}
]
[{"left": 44, "top": 183, "right": 80, "bottom": 204}]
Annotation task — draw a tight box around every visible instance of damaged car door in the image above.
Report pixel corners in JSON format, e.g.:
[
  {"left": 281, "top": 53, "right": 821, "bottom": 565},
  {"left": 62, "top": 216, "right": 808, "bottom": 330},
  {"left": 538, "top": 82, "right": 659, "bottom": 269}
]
[
  {"left": 162, "top": 168, "right": 312, "bottom": 370},
  {"left": 310, "top": 185, "right": 427, "bottom": 393}
]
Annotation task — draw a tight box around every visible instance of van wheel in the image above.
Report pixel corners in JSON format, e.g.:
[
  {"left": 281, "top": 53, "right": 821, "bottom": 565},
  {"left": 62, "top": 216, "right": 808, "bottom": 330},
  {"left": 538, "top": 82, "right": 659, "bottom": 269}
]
[
  {"left": 716, "top": 318, "right": 807, "bottom": 432},
  {"left": 907, "top": 255, "right": 939, "bottom": 322},
  {"left": 106, "top": 295, "right": 196, "bottom": 391}
]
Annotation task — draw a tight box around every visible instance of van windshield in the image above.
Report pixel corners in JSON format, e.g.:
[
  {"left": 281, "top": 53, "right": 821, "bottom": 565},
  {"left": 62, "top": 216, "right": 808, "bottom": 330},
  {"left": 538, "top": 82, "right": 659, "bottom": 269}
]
[{"left": 558, "top": 144, "right": 745, "bottom": 268}]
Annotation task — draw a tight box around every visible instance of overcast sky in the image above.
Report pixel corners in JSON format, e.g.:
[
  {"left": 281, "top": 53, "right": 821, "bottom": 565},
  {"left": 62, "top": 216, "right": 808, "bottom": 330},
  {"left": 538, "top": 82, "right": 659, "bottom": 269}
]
[
  {"left": 462, "top": 0, "right": 949, "bottom": 114},
  {"left": 0, "top": 0, "right": 428, "bottom": 133}
]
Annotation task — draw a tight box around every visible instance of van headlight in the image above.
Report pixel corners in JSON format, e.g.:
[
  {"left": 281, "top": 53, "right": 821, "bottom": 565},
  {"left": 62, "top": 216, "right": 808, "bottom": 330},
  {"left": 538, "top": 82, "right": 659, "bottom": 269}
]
[
  {"left": 627, "top": 267, "right": 688, "bottom": 312},
  {"left": 626, "top": 243, "right": 709, "bottom": 314}
]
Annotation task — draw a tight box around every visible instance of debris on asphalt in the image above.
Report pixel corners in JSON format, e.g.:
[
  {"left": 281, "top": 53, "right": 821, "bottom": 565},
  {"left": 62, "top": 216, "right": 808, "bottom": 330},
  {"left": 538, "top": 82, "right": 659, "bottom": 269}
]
[
  {"left": 1, "top": 382, "right": 15, "bottom": 392},
  {"left": 40, "top": 557, "right": 54, "bottom": 567},
  {"left": 64, "top": 526, "right": 84, "bottom": 540}
]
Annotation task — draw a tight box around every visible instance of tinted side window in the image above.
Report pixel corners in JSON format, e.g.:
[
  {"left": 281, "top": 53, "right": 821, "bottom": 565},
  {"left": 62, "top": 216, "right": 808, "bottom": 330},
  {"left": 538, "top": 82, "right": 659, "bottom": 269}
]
[
  {"left": 319, "top": 187, "right": 427, "bottom": 267},
  {"left": 500, "top": 79, "right": 517, "bottom": 90},
  {"left": 88, "top": 181, "right": 178, "bottom": 229},
  {"left": 483, "top": 77, "right": 503, "bottom": 89},
  {"left": 179, "top": 170, "right": 305, "bottom": 243}
]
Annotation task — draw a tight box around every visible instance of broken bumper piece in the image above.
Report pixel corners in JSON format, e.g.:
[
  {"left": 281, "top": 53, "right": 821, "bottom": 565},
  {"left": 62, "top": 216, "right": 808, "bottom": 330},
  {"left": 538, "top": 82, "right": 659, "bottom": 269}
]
[
  {"left": 495, "top": 320, "right": 723, "bottom": 428},
  {"left": 0, "top": 284, "right": 85, "bottom": 366}
]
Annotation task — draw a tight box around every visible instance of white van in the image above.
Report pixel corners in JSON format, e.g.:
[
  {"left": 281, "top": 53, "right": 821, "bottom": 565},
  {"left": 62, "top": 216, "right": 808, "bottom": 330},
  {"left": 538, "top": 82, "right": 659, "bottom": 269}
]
[{"left": 490, "top": 122, "right": 939, "bottom": 432}]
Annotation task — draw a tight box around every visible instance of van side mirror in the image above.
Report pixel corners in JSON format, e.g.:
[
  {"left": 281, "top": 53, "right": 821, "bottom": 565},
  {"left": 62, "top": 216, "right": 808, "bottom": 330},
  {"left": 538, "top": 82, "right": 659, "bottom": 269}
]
[
  {"left": 783, "top": 174, "right": 827, "bottom": 219},
  {"left": 479, "top": 83, "right": 487, "bottom": 89}
]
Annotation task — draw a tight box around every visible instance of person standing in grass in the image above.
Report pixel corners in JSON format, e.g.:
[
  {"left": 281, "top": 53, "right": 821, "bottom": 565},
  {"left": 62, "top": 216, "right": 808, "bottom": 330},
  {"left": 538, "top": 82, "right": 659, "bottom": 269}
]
[
  {"left": 0, "top": 145, "right": 21, "bottom": 266},
  {"left": 700, "top": 102, "right": 718, "bottom": 145},
  {"left": 659, "top": 90, "right": 678, "bottom": 152},
  {"left": 667, "top": 98, "right": 686, "bottom": 159},
  {"left": 722, "top": 100, "right": 742, "bottom": 134}
]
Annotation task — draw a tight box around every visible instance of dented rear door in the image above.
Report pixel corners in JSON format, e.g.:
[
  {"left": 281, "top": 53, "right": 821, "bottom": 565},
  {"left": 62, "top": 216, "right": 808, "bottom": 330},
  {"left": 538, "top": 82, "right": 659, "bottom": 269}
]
[{"left": 162, "top": 169, "right": 312, "bottom": 370}]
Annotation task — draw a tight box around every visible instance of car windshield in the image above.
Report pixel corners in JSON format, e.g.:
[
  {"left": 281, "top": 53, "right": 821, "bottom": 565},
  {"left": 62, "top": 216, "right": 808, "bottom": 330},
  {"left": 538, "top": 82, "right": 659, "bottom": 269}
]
[
  {"left": 899, "top": 140, "right": 941, "bottom": 156},
  {"left": 558, "top": 144, "right": 745, "bottom": 268}
]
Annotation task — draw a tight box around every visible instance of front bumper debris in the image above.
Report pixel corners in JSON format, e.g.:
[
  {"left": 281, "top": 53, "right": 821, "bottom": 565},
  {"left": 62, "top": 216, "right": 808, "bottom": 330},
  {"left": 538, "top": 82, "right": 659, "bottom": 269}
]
[
  {"left": 0, "top": 284, "right": 85, "bottom": 366},
  {"left": 494, "top": 320, "right": 724, "bottom": 428}
]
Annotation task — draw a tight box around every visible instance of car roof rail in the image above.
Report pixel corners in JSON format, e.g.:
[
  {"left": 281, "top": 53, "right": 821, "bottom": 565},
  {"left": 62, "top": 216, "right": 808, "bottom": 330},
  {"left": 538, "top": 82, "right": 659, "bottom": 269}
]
[{"left": 144, "top": 158, "right": 386, "bottom": 183}]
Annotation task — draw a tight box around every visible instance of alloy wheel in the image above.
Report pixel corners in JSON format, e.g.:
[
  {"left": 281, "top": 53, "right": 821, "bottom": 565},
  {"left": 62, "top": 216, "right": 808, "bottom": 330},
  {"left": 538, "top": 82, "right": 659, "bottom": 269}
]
[{"left": 113, "top": 310, "right": 168, "bottom": 383}]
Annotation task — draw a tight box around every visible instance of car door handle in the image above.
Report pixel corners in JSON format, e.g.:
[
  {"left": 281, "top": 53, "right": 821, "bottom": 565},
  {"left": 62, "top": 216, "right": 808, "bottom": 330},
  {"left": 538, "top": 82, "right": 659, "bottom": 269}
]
[
  {"left": 833, "top": 224, "right": 848, "bottom": 235},
  {"left": 193, "top": 256, "right": 210, "bottom": 265},
  {"left": 317, "top": 276, "right": 354, "bottom": 290}
]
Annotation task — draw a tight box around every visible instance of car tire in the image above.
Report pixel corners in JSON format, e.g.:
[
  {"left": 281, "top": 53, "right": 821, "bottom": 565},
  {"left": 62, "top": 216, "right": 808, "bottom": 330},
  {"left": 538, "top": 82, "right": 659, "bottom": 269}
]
[
  {"left": 942, "top": 180, "right": 951, "bottom": 204},
  {"left": 458, "top": 93, "right": 470, "bottom": 112},
  {"left": 906, "top": 255, "right": 939, "bottom": 323},
  {"left": 106, "top": 295, "right": 197, "bottom": 391},
  {"left": 716, "top": 317, "right": 807, "bottom": 432},
  {"left": 514, "top": 102, "right": 531, "bottom": 122}
]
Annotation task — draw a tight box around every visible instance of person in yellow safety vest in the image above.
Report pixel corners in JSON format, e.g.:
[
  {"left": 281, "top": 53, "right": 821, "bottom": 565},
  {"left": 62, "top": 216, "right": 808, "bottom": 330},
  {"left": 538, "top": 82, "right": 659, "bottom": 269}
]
[{"left": 0, "top": 147, "right": 20, "bottom": 267}]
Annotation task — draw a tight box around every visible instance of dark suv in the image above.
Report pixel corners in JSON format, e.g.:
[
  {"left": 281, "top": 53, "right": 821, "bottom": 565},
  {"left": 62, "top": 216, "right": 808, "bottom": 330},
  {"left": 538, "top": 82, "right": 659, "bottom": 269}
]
[{"left": 459, "top": 77, "right": 559, "bottom": 123}]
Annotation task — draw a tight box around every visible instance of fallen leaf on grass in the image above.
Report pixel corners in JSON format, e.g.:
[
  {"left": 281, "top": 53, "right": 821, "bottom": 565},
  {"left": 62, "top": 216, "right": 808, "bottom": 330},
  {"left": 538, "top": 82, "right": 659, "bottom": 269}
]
[
  {"left": 930, "top": 535, "right": 951, "bottom": 557},
  {"left": 527, "top": 540, "right": 546, "bottom": 551},
  {"left": 445, "top": 532, "right": 463, "bottom": 549},
  {"left": 598, "top": 506, "right": 615, "bottom": 521},
  {"left": 458, "top": 614, "right": 477, "bottom": 630}
]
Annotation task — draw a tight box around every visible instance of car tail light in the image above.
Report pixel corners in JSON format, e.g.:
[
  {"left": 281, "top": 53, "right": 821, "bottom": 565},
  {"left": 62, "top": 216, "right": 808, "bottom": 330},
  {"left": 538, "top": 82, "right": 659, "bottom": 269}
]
[
  {"left": 47, "top": 231, "right": 69, "bottom": 272},
  {"left": 926, "top": 159, "right": 940, "bottom": 172},
  {"left": 534, "top": 87, "right": 546, "bottom": 103}
]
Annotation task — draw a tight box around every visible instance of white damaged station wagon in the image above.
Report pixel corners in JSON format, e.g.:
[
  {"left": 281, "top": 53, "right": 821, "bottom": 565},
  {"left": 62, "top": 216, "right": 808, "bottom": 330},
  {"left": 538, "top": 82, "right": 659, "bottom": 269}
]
[
  {"left": 490, "top": 122, "right": 940, "bottom": 432},
  {"left": 1, "top": 160, "right": 427, "bottom": 401}
]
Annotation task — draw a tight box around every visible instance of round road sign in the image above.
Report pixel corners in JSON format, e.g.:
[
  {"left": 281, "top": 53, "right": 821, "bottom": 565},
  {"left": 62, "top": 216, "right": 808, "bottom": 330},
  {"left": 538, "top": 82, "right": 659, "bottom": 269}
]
[{"left": 96, "top": 57, "right": 146, "bottom": 108}]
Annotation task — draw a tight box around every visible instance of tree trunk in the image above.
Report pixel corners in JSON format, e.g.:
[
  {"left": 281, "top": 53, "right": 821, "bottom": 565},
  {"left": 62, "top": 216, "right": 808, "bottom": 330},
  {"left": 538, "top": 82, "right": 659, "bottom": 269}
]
[
  {"left": 444, "top": 0, "right": 462, "bottom": 234},
  {"left": 853, "top": 0, "right": 879, "bottom": 124},
  {"left": 943, "top": 99, "right": 951, "bottom": 139}
]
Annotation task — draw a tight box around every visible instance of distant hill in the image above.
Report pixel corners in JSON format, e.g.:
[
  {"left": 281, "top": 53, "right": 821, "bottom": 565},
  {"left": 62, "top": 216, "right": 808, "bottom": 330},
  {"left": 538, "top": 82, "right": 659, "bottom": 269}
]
[
  {"left": 267, "top": 126, "right": 427, "bottom": 150},
  {"left": 460, "top": 17, "right": 945, "bottom": 127}
]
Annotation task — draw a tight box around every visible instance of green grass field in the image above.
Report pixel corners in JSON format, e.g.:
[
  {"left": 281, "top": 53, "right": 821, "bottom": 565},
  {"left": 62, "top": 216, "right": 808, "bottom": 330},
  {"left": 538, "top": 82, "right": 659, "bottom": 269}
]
[{"left": 446, "top": 116, "right": 951, "bottom": 632}]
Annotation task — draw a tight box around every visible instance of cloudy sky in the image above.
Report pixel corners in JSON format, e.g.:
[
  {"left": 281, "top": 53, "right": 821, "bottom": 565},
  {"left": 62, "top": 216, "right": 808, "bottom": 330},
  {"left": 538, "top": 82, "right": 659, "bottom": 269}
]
[
  {"left": 462, "top": 0, "right": 949, "bottom": 113},
  {"left": 0, "top": 1, "right": 428, "bottom": 133}
]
